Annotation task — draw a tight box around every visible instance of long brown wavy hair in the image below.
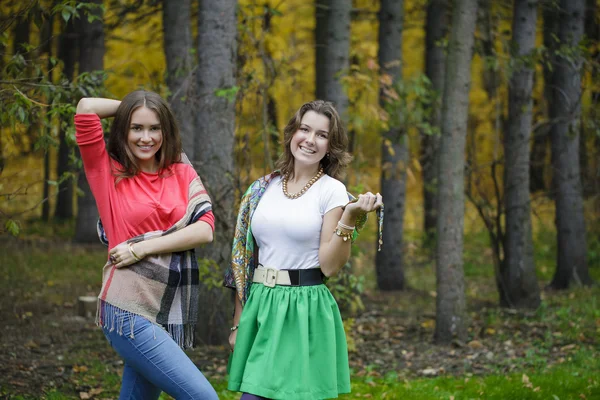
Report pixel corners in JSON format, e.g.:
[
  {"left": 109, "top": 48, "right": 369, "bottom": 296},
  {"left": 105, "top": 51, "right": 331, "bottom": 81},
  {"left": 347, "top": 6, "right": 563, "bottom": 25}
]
[
  {"left": 275, "top": 100, "right": 352, "bottom": 180},
  {"left": 107, "top": 90, "right": 182, "bottom": 179}
]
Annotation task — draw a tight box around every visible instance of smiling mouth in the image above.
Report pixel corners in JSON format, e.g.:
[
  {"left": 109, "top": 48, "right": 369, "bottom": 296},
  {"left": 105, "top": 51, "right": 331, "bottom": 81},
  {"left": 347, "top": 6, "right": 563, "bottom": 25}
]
[
  {"left": 137, "top": 144, "right": 154, "bottom": 150},
  {"left": 299, "top": 146, "right": 316, "bottom": 154}
]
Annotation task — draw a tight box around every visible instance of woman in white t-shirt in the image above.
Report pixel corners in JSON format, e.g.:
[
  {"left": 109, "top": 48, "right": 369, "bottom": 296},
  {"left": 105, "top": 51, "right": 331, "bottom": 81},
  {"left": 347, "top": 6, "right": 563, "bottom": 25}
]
[{"left": 224, "top": 100, "right": 383, "bottom": 399}]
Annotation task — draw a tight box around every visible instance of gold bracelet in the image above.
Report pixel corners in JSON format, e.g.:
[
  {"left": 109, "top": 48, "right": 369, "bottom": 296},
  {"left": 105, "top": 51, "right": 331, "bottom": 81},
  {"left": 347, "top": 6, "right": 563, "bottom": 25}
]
[
  {"left": 334, "top": 227, "right": 353, "bottom": 242},
  {"left": 128, "top": 243, "right": 141, "bottom": 262}
]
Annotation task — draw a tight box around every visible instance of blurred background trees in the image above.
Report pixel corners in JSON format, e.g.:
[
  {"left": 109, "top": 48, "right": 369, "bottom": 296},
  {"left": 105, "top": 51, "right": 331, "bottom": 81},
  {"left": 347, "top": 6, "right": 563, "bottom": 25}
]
[{"left": 1, "top": 0, "right": 598, "bottom": 346}]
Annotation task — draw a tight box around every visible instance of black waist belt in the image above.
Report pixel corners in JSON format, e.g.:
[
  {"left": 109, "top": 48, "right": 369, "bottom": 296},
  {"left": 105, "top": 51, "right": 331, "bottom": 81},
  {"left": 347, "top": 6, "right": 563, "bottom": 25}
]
[{"left": 254, "top": 266, "right": 324, "bottom": 287}]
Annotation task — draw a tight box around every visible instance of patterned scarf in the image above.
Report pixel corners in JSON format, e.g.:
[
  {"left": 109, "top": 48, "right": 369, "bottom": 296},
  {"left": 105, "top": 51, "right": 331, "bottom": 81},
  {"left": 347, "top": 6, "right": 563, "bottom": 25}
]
[
  {"left": 96, "top": 164, "right": 212, "bottom": 349},
  {"left": 224, "top": 171, "right": 378, "bottom": 306}
]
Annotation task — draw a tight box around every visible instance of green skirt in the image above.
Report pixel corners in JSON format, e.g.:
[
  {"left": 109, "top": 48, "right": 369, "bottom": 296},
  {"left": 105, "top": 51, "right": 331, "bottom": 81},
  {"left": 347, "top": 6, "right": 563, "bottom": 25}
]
[{"left": 227, "top": 282, "right": 351, "bottom": 399}]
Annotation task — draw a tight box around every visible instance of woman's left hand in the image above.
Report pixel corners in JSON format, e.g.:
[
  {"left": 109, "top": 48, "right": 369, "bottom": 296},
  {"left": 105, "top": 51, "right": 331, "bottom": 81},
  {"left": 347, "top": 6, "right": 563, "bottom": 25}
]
[
  {"left": 108, "top": 242, "right": 140, "bottom": 268},
  {"left": 344, "top": 192, "right": 383, "bottom": 218}
]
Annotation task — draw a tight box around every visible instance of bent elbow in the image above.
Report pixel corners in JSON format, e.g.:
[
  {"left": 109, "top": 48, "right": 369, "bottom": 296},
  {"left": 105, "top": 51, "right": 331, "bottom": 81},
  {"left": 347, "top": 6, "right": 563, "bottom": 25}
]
[
  {"left": 321, "top": 266, "right": 335, "bottom": 278},
  {"left": 76, "top": 98, "right": 92, "bottom": 114},
  {"left": 204, "top": 229, "right": 214, "bottom": 244}
]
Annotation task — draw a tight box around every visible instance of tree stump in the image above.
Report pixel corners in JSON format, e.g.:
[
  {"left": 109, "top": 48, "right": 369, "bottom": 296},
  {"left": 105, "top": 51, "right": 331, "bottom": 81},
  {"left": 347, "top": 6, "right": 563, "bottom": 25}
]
[{"left": 78, "top": 296, "right": 97, "bottom": 319}]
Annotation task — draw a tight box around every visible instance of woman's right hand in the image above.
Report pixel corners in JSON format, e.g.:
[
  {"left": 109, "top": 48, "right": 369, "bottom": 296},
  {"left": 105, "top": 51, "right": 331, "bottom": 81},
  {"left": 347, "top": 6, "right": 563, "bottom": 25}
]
[{"left": 229, "top": 329, "right": 238, "bottom": 351}]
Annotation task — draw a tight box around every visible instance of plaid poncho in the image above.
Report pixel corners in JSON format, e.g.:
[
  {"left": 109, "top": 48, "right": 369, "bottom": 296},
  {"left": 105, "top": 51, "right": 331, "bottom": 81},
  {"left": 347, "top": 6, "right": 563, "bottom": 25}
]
[{"left": 97, "top": 167, "right": 212, "bottom": 349}]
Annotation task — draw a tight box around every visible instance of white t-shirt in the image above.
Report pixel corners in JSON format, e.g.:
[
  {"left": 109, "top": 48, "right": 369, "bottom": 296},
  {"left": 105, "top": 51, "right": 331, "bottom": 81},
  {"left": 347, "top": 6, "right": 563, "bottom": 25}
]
[{"left": 251, "top": 174, "right": 348, "bottom": 270}]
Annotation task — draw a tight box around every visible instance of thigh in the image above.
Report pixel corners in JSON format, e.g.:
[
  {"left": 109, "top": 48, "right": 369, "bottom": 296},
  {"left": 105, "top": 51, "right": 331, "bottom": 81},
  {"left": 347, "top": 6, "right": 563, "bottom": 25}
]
[
  {"left": 119, "top": 364, "right": 162, "bottom": 400},
  {"left": 103, "top": 313, "right": 218, "bottom": 400}
]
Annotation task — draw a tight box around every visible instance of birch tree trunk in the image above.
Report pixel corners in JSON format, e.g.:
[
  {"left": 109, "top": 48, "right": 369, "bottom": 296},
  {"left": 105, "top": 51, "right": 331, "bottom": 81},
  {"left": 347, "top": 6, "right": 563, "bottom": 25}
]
[
  {"left": 162, "top": 0, "right": 195, "bottom": 159},
  {"left": 501, "top": 0, "right": 540, "bottom": 309},
  {"left": 548, "top": 0, "right": 593, "bottom": 289},
  {"left": 194, "top": 0, "right": 238, "bottom": 344},
  {"left": 434, "top": 0, "right": 478, "bottom": 344},
  {"left": 315, "top": 0, "right": 350, "bottom": 119},
  {"left": 376, "top": 0, "right": 406, "bottom": 291}
]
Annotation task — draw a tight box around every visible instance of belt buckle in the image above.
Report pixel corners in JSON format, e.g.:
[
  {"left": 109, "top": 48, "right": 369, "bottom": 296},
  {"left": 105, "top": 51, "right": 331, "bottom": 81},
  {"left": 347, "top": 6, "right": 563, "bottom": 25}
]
[{"left": 263, "top": 268, "right": 278, "bottom": 288}]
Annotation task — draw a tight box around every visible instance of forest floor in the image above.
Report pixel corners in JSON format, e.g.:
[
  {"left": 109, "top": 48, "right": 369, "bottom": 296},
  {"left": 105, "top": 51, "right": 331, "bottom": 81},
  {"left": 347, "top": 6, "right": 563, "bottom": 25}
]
[{"left": 1, "top": 232, "right": 599, "bottom": 399}]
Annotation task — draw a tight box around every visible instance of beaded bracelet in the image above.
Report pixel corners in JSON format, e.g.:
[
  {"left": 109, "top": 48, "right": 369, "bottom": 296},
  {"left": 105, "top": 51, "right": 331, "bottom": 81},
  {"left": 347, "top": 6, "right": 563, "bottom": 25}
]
[{"left": 337, "top": 221, "right": 355, "bottom": 231}]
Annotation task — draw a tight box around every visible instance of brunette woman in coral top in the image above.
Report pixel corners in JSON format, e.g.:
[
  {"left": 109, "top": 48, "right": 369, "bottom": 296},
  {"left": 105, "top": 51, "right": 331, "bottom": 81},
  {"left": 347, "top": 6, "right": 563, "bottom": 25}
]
[{"left": 75, "top": 90, "right": 218, "bottom": 399}]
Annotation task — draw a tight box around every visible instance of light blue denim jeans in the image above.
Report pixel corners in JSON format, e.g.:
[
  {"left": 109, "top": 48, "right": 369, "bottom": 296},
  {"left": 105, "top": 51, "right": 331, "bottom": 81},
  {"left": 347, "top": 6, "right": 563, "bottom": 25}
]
[{"left": 102, "top": 311, "right": 218, "bottom": 400}]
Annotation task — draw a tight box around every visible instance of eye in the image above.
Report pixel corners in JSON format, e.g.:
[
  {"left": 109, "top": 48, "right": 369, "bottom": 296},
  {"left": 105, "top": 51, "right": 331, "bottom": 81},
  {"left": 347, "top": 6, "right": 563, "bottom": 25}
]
[
  {"left": 131, "top": 126, "right": 141, "bottom": 131},
  {"left": 300, "top": 127, "right": 308, "bottom": 132},
  {"left": 151, "top": 126, "right": 161, "bottom": 131},
  {"left": 318, "top": 132, "right": 328, "bottom": 139}
]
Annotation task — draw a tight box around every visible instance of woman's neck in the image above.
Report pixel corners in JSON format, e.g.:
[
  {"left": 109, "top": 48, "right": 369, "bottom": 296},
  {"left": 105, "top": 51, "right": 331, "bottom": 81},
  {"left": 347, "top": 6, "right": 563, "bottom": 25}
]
[{"left": 290, "top": 164, "right": 321, "bottom": 183}]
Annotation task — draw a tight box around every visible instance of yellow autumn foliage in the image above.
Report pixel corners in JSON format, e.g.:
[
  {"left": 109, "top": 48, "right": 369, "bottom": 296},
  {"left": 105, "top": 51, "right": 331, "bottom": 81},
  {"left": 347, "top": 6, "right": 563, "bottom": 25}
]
[{"left": 1, "top": 0, "right": 598, "bottom": 234}]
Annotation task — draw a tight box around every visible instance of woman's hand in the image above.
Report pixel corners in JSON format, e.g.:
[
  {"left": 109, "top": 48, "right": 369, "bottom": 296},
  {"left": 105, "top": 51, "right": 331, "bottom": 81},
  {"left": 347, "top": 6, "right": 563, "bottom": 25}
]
[
  {"left": 108, "top": 242, "right": 141, "bottom": 268},
  {"left": 344, "top": 192, "right": 383, "bottom": 218},
  {"left": 229, "top": 329, "right": 238, "bottom": 351}
]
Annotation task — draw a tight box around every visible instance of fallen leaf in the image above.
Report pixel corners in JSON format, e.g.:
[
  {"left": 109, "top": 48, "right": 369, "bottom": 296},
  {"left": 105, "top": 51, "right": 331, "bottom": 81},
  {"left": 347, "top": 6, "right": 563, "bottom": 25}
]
[
  {"left": 421, "top": 368, "right": 438, "bottom": 376},
  {"left": 421, "top": 319, "right": 435, "bottom": 329},
  {"left": 522, "top": 374, "right": 533, "bottom": 388},
  {"left": 79, "top": 393, "right": 90, "bottom": 400}
]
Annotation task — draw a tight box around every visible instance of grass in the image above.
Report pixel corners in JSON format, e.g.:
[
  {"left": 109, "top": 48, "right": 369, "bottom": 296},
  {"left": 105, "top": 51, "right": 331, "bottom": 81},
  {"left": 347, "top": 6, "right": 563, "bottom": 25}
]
[{"left": 1, "top": 221, "right": 599, "bottom": 399}]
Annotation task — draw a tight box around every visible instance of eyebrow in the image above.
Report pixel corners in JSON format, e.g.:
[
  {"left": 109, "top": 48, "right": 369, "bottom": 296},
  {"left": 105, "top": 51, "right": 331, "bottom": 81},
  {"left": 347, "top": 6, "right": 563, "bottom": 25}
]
[
  {"left": 301, "top": 123, "right": 329, "bottom": 134},
  {"left": 130, "top": 123, "right": 161, "bottom": 127}
]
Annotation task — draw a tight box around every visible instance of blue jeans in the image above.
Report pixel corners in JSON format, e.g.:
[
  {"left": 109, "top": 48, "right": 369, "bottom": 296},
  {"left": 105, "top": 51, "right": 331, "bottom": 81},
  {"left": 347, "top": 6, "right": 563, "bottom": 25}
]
[{"left": 102, "top": 312, "right": 218, "bottom": 400}]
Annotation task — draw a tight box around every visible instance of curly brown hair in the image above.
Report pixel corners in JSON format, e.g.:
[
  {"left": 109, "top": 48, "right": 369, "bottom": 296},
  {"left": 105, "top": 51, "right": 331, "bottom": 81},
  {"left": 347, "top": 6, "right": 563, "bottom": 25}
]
[
  {"left": 275, "top": 100, "right": 352, "bottom": 180},
  {"left": 107, "top": 90, "right": 182, "bottom": 179}
]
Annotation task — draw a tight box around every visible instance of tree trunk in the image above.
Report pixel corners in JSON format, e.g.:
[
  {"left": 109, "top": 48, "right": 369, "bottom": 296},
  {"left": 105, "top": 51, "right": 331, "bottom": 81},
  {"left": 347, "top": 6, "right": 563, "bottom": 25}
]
[
  {"left": 434, "top": 0, "right": 478, "bottom": 344},
  {"left": 162, "top": 0, "right": 196, "bottom": 159},
  {"left": 501, "top": 0, "right": 541, "bottom": 310},
  {"left": 74, "top": 0, "right": 104, "bottom": 244},
  {"left": 530, "top": 3, "right": 558, "bottom": 193},
  {"left": 548, "top": 0, "right": 593, "bottom": 288},
  {"left": 41, "top": 12, "right": 53, "bottom": 221},
  {"left": 55, "top": 17, "right": 78, "bottom": 220},
  {"left": 12, "top": 14, "right": 29, "bottom": 55},
  {"left": 315, "top": 0, "right": 351, "bottom": 119},
  {"left": 12, "top": 14, "right": 31, "bottom": 154},
  {"left": 194, "top": 0, "right": 237, "bottom": 345},
  {"left": 376, "top": 0, "right": 406, "bottom": 291},
  {"left": 422, "top": 0, "right": 449, "bottom": 242},
  {"left": 582, "top": 0, "right": 599, "bottom": 197}
]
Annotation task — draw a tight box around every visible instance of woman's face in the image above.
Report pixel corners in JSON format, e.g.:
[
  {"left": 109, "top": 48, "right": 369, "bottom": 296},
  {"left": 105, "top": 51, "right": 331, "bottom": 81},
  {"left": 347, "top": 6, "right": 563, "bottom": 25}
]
[
  {"left": 290, "top": 110, "right": 330, "bottom": 169},
  {"left": 127, "top": 106, "right": 163, "bottom": 173}
]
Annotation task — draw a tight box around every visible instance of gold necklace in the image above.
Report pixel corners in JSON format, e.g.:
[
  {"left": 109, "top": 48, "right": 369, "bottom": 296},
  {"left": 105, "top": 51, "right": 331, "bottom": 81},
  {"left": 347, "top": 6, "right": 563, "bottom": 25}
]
[{"left": 282, "top": 167, "right": 324, "bottom": 199}]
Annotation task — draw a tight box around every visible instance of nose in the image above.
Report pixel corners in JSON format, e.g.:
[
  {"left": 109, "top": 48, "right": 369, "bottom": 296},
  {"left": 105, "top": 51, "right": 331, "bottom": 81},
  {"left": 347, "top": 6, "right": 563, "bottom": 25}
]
[
  {"left": 305, "top": 132, "right": 316, "bottom": 144},
  {"left": 140, "top": 129, "right": 152, "bottom": 142}
]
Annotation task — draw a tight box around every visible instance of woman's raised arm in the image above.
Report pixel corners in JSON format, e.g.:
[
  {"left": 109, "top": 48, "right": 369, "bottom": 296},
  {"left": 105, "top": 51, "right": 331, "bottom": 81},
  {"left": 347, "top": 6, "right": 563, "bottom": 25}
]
[{"left": 76, "top": 97, "right": 121, "bottom": 118}]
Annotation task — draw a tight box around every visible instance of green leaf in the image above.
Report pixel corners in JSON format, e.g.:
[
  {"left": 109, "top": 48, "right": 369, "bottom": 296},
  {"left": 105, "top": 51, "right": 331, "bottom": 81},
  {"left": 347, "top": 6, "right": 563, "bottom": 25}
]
[
  {"left": 17, "top": 107, "right": 25, "bottom": 123},
  {"left": 62, "top": 8, "right": 71, "bottom": 23},
  {"left": 5, "top": 219, "right": 20, "bottom": 236}
]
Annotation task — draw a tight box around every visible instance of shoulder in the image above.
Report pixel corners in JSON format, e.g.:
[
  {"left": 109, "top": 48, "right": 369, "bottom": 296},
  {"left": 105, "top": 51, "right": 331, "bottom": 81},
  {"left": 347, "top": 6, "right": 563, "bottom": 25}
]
[
  {"left": 320, "top": 174, "right": 347, "bottom": 193},
  {"left": 170, "top": 162, "right": 198, "bottom": 179},
  {"left": 246, "top": 171, "right": 281, "bottom": 191}
]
